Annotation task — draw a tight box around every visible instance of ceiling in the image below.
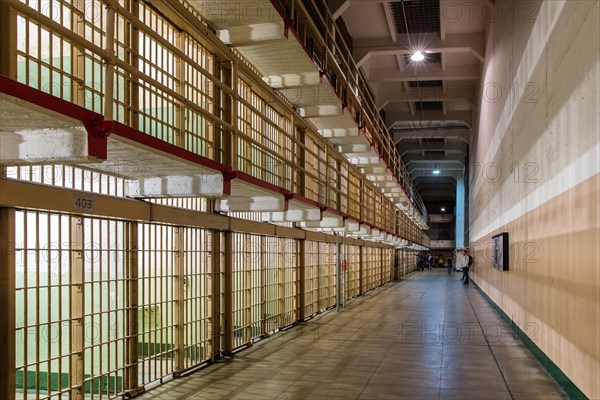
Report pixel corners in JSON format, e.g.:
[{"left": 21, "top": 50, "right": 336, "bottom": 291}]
[{"left": 335, "top": 0, "right": 485, "bottom": 225}]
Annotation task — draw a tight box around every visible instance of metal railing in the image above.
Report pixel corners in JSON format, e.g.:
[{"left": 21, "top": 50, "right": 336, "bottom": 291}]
[{"left": 270, "top": 0, "right": 429, "bottom": 224}]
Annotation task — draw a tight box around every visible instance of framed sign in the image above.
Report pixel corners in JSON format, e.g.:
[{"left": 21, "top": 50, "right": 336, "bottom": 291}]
[{"left": 492, "top": 232, "right": 509, "bottom": 271}]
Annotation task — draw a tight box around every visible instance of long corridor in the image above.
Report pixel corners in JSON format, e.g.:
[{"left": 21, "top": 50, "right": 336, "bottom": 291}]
[{"left": 141, "top": 271, "right": 568, "bottom": 400}]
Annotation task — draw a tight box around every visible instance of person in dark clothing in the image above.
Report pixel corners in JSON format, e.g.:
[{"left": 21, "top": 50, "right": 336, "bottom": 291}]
[
  {"left": 460, "top": 249, "right": 471, "bottom": 284},
  {"left": 447, "top": 255, "right": 453, "bottom": 274},
  {"left": 417, "top": 253, "right": 425, "bottom": 271}
]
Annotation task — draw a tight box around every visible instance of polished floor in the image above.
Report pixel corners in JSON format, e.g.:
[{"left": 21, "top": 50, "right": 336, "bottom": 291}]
[{"left": 141, "top": 270, "right": 568, "bottom": 400}]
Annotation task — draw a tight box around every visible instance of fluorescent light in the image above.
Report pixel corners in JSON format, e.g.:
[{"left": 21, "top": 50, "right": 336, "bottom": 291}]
[
  {"left": 433, "top": 169, "right": 440, "bottom": 175},
  {"left": 411, "top": 51, "right": 425, "bottom": 62}
]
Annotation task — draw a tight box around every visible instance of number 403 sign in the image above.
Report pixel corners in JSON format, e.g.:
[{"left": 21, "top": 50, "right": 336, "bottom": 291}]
[{"left": 73, "top": 195, "right": 95, "bottom": 211}]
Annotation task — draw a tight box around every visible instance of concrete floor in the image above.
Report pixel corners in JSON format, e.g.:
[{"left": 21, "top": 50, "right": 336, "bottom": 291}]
[{"left": 141, "top": 270, "right": 568, "bottom": 400}]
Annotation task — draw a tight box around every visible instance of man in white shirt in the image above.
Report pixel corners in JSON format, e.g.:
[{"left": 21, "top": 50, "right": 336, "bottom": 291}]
[{"left": 461, "top": 248, "right": 470, "bottom": 284}]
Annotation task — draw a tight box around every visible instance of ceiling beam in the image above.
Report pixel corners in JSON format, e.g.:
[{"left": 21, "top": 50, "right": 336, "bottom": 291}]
[
  {"left": 382, "top": 2, "right": 397, "bottom": 43},
  {"left": 376, "top": 82, "right": 476, "bottom": 109},
  {"left": 392, "top": 128, "right": 470, "bottom": 144},
  {"left": 398, "top": 141, "right": 468, "bottom": 156},
  {"left": 404, "top": 154, "right": 466, "bottom": 164},
  {"left": 386, "top": 110, "right": 473, "bottom": 128},
  {"left": 415, "top": 175, "right": 457, "bottom": 183},
  {"left": 369, "top": 65, "right": 480, "bottom": 82},
  {"left": 332, "top": 0, "right": 351, "bottom": 20},
  {"left": 354, "top": 33, "right": 485, "bottom": 67}
]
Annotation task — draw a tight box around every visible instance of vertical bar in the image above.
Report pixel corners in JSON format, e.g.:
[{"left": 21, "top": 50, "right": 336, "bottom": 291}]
[
  {"left": 0, "top": 2, "right": 17, "bottom": 79},
  {"left": 260, "top": 237, "right": 266, "bottom": 336},
  {"left": 335, "top": 236, "right": 340, "bottom": 310},
  {"left": 0, "top": 208, "right": 16, "bottom": 399},
  {"left": 210, "top": 230, "right": 221, "bottom": 360},
  {"left": 223, "top": 231, "right": 233, "bottom": 356},
  {"left": 70, "top": 217, "right": 84, "bottom": 400},
  {"left": 297, "top": 239, "right": 305, "bottom": 322},
  {"left": 125, "top": 222, "right": 140, "bottom": 394},
  {"left": 130, "top": 0, "right": 140, "bottom": 128},
  {"left": 278, "top": 238, "right": 285, "bottom": 328},
  {"left": 342, "top": 234, "right": 346, "bottom": 308},
  {"left": 175, "top": 30, "right": 185, "bottom": 148},
  {"left": 359, "top": 245, "right": 363, "bottom": 295},
  {"left": 72, "top": 0, "right": 87, "bottom": 107},
  {"left": 297, "top": 128, "right": 306, "bottom": 198},
  {"left": 174, "top": 227, "right": 185, "bottom": 371},
  {"left": 228, "top": 62, "right": 238, "bottom": 170}
]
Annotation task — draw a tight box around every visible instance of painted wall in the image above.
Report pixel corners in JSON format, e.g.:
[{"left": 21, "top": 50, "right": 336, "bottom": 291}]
[{"left": 469, "top": 0, "right": 599, "bottom": 398}]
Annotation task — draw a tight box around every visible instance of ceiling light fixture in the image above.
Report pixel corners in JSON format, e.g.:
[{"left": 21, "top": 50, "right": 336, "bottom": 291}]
[
  {"left": 411, "top": 51, "right": 425, "bottom": 62},
  {"left": 433, "top": 169, "right": 440, "bottom": 175}
]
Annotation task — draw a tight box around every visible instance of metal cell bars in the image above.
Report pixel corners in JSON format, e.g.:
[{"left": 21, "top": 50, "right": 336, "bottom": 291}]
[
  {"left": 303, "top": 132, "right": 327, "bottom": 204},
  {"left": 181, "top": 227, "right": 213, "bottom": 369},
  {"left": 5, "top": 165, "right": 126, "bottom": 196},
  {"left": 14, "top": 0, "right": 106, "bottom": 110},
  {"left": 280, "top": 0, "right": 429, "bottom": 223},
  {"left": 14, "top": 211, "right": 129, "bottom": 399},
  {"left": 147, "top": 197, "right": 208, "bottom": 213},
  {"left": 326, "top": 153, "right": 341, "bottom": 210},
  {"left": 383, "top": 248, "right": 394, "bottom": 283},
  {"left": 338, "top": 162, "right": 349, "bottom": 214},
  {"left": 345, "top": 245, "right": 360, "bottom": 299},
  {"left": 281, "top": 238, "right": 298, "bottom": 327},
  {"left": 347, "top": 171, "right": 361, "bottom": 221},
  {"left": 363, "top": 184, "right": 375, "bottom": 225},
  {"left": 362, "top": 246, "right": 375, "bottom": 292},
  {"left": 136, "top": 2, "right": 178, "bottom": 143},
  {"left": 262, "top": 236, "right": 280, "bottom": 334},
  {"left": 303, "top": 241, "right": 320, "bottom": 318},
  {"left": 231, "top": 232, "right": 259, "bottom": 348},
  {"left": 373, "top": 247, "right": 384, "bottom": 288},
  {"left": 15, "top": 210, "right": 72, "bottom": 399},
  {"left": 374, "top": 191, "right": 383, "bottom": 229},
  {"left": 80, "top": 216, "right": 128, "bottom": 398},
  {"left": 236, "top": 79, "right": 295, "bottom": 191},
  {"left": 182, "top": 33, "right": 216, "bottom": 158},
  {"left": 137, "top": 223, "right": 178, "bottom": 386},
  {"left": 318, "top": 242, "right": 336, "bottom": 311}
]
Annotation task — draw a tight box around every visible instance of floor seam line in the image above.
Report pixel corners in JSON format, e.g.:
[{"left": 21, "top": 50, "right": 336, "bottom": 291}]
[{"left": 464, "top": 284, "right": 516, "bottom": 400}]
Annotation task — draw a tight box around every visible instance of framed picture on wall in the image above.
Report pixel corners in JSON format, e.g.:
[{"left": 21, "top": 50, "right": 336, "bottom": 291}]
[{"left": 492, "top": 232, "right": 509, "bottom": 271}]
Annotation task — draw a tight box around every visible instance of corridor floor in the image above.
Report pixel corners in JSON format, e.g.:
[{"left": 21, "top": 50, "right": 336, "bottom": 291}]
[{"left": 141, "top": 270, "right": 568, "bottom": 400}]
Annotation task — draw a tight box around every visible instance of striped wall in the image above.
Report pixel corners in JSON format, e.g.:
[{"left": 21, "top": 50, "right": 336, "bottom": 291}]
[{"left": 469, "top": 1, "right": 599, "bottom": 398}]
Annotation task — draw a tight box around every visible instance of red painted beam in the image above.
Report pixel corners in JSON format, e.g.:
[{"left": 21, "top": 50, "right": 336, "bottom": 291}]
[{"left": 1, "top": 76, "right": 405, "bottom": 239}]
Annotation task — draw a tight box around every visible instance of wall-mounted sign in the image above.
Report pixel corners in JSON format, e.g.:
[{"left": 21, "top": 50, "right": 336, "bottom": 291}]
[{"left": 492, "top": 232, "right": 509, "bottom": 271}]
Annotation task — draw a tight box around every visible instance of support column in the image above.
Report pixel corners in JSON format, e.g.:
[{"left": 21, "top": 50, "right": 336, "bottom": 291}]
[
  {"left": 124, "top": 222, "right": 141, "bottom": 395},
  {"left": 70, "top": 217, "right": 85, "bottom": 400},
  {"left": 359, "top": 245, "right": 363, "bottom": 295},
  {"left": 174, "top": 227, "right": 185, "bottom": 372},
  {"left": 455, "top": 177, "right": 465, "bottom": 249},
  {"left": 175, "top": 31, "right": 185, "bottom": 149},
  {"left": 278, "top": 238, "right": 285, "bottom": 327},
  {"left": 210, "top": 231, "right": 222, "bottom": 360},
  {"left": 0, "top": 208, "right": 16, "bottom": 399},
  {"left": 0, "top": 1, "right": 17, "bottom": 79},
  {"left": 260, "top": 237, "right": 266, "bottom": 336},
  {"left": 297, "top": 240, "right": 305, "bottom": 322},
  {"left": 130, "top": 0, "right": 140, "bottom": 128},
  {"left": 223, "top": 231, "right": 233, "bottom": 355},
  {"left": 335, "top": 236, "right": 340, "bottom": 309}
]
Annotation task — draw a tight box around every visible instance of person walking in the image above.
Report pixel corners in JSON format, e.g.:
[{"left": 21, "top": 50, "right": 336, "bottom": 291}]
[
  {"left": 447, "top": 255, "right": 453, "bottom": 274},
  {"left": 460, "top": 248, "right": 471, "bottom": 284},
  {"left": 417, "top": 252, "right": 425, "bottom": 271}
]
